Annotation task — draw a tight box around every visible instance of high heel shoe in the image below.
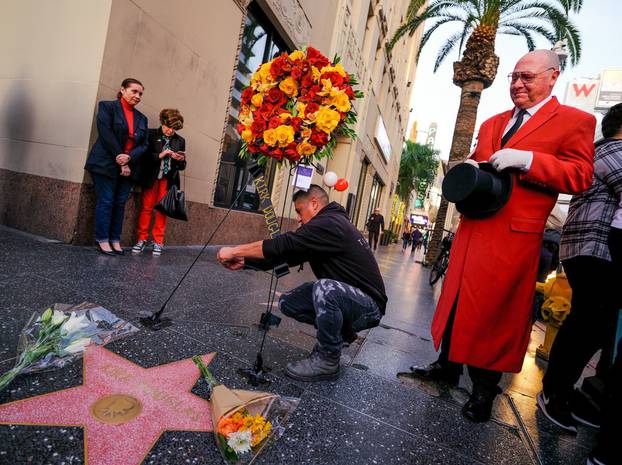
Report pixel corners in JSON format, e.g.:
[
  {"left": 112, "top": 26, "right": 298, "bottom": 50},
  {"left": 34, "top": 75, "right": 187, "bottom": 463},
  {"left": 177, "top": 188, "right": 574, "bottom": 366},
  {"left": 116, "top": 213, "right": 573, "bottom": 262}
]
[
  {"left": 96, "top": 242, "right": 115, "bottom": 256},
  {"left": 110, "top": 243, "right": 125, "bottom": 255}
]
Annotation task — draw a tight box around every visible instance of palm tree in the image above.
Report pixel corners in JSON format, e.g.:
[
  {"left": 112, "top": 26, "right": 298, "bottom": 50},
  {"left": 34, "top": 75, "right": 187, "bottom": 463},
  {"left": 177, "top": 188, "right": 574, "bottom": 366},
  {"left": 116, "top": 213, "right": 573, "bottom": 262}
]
[
  {"left": 397, "top": 141, "right": 440, "bottom": 204},
  {"left": 388, "top": 0, "right": 583, "bottom": 262}
]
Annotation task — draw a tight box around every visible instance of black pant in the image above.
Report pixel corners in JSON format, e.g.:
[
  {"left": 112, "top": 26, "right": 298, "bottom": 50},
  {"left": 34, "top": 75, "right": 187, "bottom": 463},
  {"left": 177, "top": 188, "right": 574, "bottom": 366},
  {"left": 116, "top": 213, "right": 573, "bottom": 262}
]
[
  {"left": 595, "top": 228, "right": 622, "bottom": 462},
  {"left": 368, "top": 230, "right": 380, "bottom": 250},
  {"left": 542, "top": 256, "right": 617, "bottom": 399},
  {"left": 440, "top": 298, "right": 503, "bottom": 393},
  {"left": 278, "top": 280, "right": 382, "bottom": 355}
]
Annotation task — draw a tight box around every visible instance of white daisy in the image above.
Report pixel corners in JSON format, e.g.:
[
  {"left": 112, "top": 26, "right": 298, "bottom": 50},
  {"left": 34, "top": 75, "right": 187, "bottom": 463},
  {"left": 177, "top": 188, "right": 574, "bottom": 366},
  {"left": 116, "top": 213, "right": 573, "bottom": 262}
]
[{"left": 227, "top": 430, "right": 252, "bottom": 455}]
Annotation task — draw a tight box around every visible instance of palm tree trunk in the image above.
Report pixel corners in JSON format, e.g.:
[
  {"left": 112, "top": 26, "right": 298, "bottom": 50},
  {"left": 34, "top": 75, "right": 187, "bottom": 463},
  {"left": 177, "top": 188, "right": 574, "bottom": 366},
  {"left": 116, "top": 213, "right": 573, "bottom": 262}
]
[{"left": 425, "top": 79, "right": 484, "bottom": 263}]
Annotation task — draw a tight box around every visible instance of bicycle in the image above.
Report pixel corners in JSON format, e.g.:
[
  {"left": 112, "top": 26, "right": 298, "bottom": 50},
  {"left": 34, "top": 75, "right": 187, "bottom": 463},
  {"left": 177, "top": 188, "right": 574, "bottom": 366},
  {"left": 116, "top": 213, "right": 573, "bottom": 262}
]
[{"left": 428, "top": 232, "right": 454, "bottom": 286}]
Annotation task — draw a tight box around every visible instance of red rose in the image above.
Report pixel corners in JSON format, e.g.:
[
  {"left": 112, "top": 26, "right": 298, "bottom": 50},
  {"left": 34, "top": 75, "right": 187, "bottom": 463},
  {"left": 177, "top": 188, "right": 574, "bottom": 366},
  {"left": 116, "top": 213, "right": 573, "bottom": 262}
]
[
  {"left": 301, "top": 73, "right": 315, "bottom": 89},
  {"left": 306, "top": 46, "right": 329, "bottom": 68},
  {"left": 236, "top": 123, "right": 246, "bottom": 135},
  {"left": 251, "top": 119, "right": 266, "bottom": 136},
  {"left": 270, "top": 55, "right": 292, "bottom": 79},
  {"left": 310, "top": 130, "right": 328, "bottom": 146},
  {"left": 248, "top": 143, "right": 260, "bottom": 153},
  {"left": 266, "top": 87, "right": 284, "bottom": 104},
  {"left": 344, "top": 86, "right": 355, "bottom": 99},
  {"left": 240, "top": 87, "right": 254, "bottom": 105},
  {"left": 306, "top": 102, "right": 319, "bottom": 114},
  {"left": 291, "top": 67, "right": 303, "bottom": 80},
  {"left": 290, "top": 117, "right": 303, "bottom": 132},
  {"left": 322, "top": 71, "right": 344, "bottom": 87},
  {"left": 268, "top": 116, "right": 282, "bottom": 129}
]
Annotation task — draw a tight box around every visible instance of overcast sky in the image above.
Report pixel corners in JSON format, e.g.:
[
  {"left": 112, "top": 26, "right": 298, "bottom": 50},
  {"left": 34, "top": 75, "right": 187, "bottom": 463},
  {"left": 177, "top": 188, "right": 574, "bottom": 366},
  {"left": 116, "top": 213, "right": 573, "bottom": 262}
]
[{"left": 407, "top": 0, "right": 622, "bottom": 159}]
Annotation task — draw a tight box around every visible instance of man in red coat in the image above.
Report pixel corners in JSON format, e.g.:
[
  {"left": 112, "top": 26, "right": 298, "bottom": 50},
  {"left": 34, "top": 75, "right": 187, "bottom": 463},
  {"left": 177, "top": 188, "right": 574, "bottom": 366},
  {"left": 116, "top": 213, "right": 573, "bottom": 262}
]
[{"left": 411, "top": 50, "right": 596, "bottom": 422}]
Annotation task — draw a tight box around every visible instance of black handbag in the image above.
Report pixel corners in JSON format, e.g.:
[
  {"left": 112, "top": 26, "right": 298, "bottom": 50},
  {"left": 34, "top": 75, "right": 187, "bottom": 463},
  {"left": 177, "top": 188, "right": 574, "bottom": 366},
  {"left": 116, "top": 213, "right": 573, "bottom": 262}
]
[{"left": 155, "top": 184, "right": 188, "bottom": 221}]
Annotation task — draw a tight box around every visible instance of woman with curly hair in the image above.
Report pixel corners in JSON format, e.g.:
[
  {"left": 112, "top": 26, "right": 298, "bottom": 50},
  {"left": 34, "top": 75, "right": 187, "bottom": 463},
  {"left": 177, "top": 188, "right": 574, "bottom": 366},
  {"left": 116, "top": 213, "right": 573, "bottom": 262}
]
[{"left": 132, "top": 109, "right": 186, "bottom": 256}]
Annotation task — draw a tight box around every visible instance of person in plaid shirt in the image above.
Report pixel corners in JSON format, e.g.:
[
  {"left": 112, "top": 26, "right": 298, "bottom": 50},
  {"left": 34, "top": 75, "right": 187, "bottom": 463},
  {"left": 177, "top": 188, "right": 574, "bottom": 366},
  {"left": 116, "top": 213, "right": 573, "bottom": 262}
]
[{"left": 539, "top": 103, "right": 622, "bottom": 465}]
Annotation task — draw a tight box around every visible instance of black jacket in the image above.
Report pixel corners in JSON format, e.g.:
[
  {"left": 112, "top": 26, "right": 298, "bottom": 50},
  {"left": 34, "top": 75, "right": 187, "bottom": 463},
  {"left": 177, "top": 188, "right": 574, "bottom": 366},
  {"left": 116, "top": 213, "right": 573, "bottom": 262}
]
[
  {"left": 366, "top": 214, "right": 385, "bottom": 233},
  {"left": 84, "top": 100, "right": 149, "bottom": 180},
  {"left": 138, "top": 128, "right": 186, "bottom": 189},
  {"left": 256, "top": 202, "right": 388, "bottom": 313}
]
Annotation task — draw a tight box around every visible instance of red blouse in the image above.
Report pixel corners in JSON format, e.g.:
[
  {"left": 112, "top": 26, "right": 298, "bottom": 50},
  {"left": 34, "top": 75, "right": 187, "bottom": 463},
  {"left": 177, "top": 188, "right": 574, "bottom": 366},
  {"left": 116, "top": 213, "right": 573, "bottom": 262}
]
[{"left": 120, "top": 98, "right": 135, "bottom": 154}]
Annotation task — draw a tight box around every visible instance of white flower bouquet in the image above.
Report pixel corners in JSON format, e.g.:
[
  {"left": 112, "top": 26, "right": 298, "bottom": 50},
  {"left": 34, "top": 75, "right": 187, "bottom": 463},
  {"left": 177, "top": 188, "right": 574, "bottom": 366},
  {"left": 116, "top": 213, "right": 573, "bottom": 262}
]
[
  {"left": 193, "top": 356, "right": 300, "bottom": 464},
  {"left": 0, "top": 302, "right": 138, "bottom": 391}
]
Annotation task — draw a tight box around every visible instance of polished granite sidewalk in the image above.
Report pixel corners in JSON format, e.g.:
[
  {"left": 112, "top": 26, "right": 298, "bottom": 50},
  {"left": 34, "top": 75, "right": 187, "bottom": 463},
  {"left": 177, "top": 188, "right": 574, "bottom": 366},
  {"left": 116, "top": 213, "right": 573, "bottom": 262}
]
[{"left": 0, "top": 225, "right": 597, "bottom": 464}]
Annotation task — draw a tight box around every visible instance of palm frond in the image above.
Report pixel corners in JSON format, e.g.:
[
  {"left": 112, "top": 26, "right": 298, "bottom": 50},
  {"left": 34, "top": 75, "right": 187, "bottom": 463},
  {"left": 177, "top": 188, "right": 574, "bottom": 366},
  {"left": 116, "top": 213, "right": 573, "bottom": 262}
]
[{"left": 434, "top": 32, "right": 463, "bottom": 71}]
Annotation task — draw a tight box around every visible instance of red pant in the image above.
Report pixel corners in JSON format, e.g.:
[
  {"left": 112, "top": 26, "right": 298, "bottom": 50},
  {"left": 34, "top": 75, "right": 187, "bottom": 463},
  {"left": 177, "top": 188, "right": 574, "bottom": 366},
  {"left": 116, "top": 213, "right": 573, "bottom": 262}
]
[{"left": 137, "top": 179, "right": 168, "bottom": 244}]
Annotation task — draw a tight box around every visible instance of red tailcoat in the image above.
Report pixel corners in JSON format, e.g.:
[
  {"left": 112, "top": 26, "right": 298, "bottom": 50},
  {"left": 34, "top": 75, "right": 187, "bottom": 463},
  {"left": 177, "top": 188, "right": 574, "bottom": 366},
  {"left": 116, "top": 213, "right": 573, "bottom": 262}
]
[{"left": 432, "top": 97, "right": 596, "bottom": 373}]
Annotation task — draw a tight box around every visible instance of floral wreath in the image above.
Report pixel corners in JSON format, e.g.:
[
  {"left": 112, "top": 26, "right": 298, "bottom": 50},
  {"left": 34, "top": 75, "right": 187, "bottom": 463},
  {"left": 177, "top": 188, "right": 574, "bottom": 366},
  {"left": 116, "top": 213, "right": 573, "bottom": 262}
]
[{"left": 236, "top": 46, "right": 363, "bottom": 166}]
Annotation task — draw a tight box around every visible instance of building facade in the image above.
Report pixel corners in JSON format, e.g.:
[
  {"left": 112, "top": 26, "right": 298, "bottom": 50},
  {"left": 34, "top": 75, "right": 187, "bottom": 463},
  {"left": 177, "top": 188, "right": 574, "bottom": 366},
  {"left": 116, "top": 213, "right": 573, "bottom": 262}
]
[{"left": 0, "top": 0, "right": 421, "bottom": 244}]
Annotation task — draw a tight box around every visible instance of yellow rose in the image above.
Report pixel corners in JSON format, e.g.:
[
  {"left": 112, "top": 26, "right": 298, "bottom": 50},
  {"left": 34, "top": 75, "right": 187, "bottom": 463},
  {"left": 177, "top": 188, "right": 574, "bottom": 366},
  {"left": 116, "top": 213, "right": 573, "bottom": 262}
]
[
  {"left": 301, "top": 127, "right": 312, "bottom": 139},
  {"left": 258, "top": 62, "right": 272, "bottom": 82},
  {"left": 289, "top": 50, "right": 305, "bottom": 61},
  {"left": 275, "top": 125, "right": 295, "bottom": 147},
  {"left": 297, "top": 141, "right": 317, "bottom": 156},
  {"left": 315, "top": 107, "right": 340, "bottom": 134},
  {"left": 251, "top": 93, "right": 263, "bottom": 107},
  {"left": 279, "top": 76, "right": 298, "bottom": 97},
  {"left": 332, "top": 92, "right": 351, "bottom": 112},
  {"left": 279, "top": 112, "right": 292, "bottom": 120},
  {"left": 320, "top": 64, "right": 347, "bottom": 77},
  {"left": 263, "top": 128, "right": 278, "bottom": 147},
  {"left": 241, "top": 128, "right": 254, "bottom": 143}
]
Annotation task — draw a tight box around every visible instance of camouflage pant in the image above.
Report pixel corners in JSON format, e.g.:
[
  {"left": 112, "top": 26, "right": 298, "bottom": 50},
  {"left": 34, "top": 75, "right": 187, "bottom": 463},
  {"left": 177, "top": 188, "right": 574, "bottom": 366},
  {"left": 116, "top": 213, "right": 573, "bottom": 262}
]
[{"left": 278, "top": 279, "right": 382, "bottom": 355}]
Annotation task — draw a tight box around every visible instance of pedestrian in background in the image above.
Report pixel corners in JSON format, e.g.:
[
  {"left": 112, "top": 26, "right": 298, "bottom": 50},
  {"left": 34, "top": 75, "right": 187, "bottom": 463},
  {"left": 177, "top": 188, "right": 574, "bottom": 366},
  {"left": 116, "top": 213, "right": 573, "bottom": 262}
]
[
  {"left": 410, "top": 50, "right": 596, "bottom": 423},
  {"left": 401, "top": 228, "right": 411, "bottom": 251},
  {"left": 537, "top": 104, "right": 622, "bottom": 465},
  {"left": 84, "top": 78, "right": 148, "bottom": 255},
  {"left": 132, "top": 109, "right": 186, "bottom": 257},
  {"left": 365, "top": 208, "right": 384, "bottom": 251},
  {"left": 411, "top": 228, "right": 423, "bottom": 254}
]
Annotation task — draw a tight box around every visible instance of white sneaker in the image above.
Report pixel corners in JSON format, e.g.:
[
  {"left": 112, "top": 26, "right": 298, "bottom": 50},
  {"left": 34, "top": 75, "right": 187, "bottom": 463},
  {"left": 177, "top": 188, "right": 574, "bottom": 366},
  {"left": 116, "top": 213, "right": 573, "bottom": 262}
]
[
  {"left": 152, "top": 243, "right": 163, "bottom": 256},
  {"left": 132, "top": 240, "right": 146, "bottom": 255}
]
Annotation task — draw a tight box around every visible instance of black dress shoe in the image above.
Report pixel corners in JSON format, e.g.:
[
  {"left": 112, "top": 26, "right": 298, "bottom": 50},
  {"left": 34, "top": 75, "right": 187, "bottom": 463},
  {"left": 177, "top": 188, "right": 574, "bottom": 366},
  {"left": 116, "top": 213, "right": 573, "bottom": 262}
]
[
  {"left": 96, "top": 243, "right": 115, "bottom": 256},
  {"left": 462, "top": 387, "right": 501, "bottom": 423},
  {"left": 410, "top": 361, "right": 461, "bottom": 386}
]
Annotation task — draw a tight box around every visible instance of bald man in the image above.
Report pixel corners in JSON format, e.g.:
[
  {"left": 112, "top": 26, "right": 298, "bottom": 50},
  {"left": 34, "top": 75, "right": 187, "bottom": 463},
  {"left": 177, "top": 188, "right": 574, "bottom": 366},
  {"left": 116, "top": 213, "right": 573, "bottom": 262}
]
[{"left": 411, "top": 50, "right": 596, "bottom": 423}]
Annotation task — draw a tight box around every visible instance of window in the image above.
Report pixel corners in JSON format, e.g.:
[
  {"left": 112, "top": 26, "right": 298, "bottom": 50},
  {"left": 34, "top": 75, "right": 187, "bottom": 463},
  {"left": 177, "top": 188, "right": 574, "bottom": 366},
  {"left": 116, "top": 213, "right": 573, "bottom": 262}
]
[
  {"left": 214, "top": 4, "right": 288, "bottom": 211},
  {"left": 354, "top": 158, "right": 370, "bottom": 225}
]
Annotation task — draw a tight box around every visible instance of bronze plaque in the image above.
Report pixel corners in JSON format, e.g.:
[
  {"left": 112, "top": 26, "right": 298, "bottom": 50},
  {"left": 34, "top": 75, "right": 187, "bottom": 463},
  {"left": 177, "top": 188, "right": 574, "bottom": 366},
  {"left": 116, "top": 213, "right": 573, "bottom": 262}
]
[{"left": 90, "top": 394, "right": 142, "bottom": 425}]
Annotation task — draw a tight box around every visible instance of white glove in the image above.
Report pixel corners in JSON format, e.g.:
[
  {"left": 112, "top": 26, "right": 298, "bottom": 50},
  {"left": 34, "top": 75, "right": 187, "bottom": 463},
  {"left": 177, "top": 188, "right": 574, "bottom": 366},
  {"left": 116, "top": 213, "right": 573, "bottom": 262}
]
[
  {"left": 463, "top": 159, "right": 479, "bottom": 168},
  {"left": 489, "top": 148, "right": 533, "bottom": 172}
]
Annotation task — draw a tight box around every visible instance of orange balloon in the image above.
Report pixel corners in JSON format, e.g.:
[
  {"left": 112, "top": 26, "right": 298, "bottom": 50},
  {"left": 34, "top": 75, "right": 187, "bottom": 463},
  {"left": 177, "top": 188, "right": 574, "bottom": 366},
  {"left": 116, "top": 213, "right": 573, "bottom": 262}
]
[{"left": 335, "top": 178, "right": 349, "bottom": 191}]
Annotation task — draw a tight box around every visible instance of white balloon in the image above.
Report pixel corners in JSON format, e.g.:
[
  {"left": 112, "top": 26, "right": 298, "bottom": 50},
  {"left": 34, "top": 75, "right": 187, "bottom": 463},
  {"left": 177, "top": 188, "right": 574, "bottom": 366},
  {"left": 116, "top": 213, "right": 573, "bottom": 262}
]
[{"left": 323, "top": 171, "right": 338, "bottom": 187}]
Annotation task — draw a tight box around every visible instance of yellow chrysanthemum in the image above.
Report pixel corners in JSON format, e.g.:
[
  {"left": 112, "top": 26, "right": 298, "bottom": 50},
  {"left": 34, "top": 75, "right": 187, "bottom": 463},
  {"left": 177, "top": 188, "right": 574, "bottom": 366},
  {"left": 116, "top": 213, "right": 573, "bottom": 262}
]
[
  {"left": 275, "top": 125, "right": 295, "bottom": 147},
  {"left": 263, "top": 128, "right": 278, "bottom": 147},
  {"left": 251, "top": 93, "right": 263, "bottom": 107},
  {"left": 315, "top": 107, "right": 340, "bottom": 134},
  {"left": 289, "top": 50, "right": 305, "bottom": 61},
  {"left": 332, "top": 92, "right": 351, "bottom": 112},
  {"left": 297, "top": 141, "right": 317, "bottom": 156},
  {"left": 279, "top": 76, "right": 298, "bottom": 97}
]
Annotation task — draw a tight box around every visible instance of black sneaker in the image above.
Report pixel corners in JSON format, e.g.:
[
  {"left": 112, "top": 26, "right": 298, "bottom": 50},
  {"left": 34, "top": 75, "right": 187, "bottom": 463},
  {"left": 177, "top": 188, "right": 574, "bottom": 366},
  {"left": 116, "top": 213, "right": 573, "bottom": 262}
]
[
  {"left": 571, "top": 388, "right": 601, "bottom": 428},
  {"left": 537, "top": 391, "right": 578, "bottom": 433}
]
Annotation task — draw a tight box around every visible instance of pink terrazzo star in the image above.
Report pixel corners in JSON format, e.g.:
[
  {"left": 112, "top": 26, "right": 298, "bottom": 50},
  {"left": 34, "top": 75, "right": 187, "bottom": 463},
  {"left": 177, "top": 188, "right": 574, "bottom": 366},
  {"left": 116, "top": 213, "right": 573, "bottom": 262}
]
[{"left": 0, "top": 345, "right": 215, "bottom": 465}]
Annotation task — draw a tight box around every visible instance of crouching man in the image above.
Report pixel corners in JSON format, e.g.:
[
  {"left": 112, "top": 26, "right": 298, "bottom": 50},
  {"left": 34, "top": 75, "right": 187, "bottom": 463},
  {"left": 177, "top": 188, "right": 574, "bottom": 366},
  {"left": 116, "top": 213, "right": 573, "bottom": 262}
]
[{"left": 217, "top": 184, "right": 387, "bottom": 381}]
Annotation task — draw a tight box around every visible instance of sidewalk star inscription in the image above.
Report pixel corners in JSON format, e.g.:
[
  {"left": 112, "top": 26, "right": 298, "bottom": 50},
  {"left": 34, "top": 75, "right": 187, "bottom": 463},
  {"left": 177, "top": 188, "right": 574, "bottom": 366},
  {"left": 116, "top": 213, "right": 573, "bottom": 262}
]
[{"left": 0, "top": 345, "right": 215, "bottom": 465}]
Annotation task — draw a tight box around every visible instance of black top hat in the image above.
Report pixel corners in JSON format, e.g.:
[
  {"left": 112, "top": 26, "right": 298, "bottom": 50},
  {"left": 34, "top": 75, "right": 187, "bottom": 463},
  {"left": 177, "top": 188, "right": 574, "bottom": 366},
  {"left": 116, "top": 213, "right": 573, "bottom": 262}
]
[{"left": 442, "top": 162, "right": 513, "bottom": 219}]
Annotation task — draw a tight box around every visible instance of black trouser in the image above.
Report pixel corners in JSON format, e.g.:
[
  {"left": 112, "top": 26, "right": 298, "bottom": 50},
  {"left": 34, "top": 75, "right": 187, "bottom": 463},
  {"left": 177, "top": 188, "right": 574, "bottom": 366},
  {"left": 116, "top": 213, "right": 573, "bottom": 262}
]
[
  {"left": 542, "top": 255, "right": 617, "bottom": 399},
  {"left": 368, "top": 230, "right": 380, "bottom": 250},
  {"left": 595, "top": 227, "right": 622, "bottom": 462},
  {"left": 439, "top": 298, "right": 503, "bottom": 393}
]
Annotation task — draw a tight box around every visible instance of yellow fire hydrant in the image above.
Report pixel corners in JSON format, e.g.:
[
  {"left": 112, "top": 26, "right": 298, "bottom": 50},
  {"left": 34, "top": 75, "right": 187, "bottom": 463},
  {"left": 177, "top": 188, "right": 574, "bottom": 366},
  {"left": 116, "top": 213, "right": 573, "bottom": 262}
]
[{"left": 535, "top": 272, "right": 572, "bottom": 361}]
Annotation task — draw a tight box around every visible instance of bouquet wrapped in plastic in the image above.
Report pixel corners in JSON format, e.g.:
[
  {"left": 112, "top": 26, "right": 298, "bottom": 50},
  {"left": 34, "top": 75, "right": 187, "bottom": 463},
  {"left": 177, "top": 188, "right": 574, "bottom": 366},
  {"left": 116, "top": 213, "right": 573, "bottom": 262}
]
[
  {"left": 193, "top": 356, "right": 299, "bottom": 464},
  {"left": 0, "top": 302, "right": 138, "bottom": 391}
]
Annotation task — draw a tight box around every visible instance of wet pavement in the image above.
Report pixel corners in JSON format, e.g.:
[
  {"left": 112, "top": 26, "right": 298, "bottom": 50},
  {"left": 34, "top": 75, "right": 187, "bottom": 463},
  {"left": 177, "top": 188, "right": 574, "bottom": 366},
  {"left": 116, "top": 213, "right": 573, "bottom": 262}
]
[{"left": 0, "top": 225, "right": 597, "bottom": 464}]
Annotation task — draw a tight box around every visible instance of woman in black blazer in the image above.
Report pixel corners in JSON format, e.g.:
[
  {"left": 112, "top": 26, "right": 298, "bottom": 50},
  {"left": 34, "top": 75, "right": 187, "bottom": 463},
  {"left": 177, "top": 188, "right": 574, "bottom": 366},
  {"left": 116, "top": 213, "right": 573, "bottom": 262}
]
[
  {"left": 84, "top": 78, "right": 148, "bottom": 255},
  {"left": 132, "top": 109, "right": 186, "bottom": 256}
]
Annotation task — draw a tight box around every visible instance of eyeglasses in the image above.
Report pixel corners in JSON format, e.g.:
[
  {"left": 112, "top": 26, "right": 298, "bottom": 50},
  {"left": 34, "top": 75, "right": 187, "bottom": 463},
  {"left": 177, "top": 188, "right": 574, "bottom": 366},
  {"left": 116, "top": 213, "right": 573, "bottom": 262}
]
[{"left": 507, "top": 67, "right": 556, "bottom": 84}]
